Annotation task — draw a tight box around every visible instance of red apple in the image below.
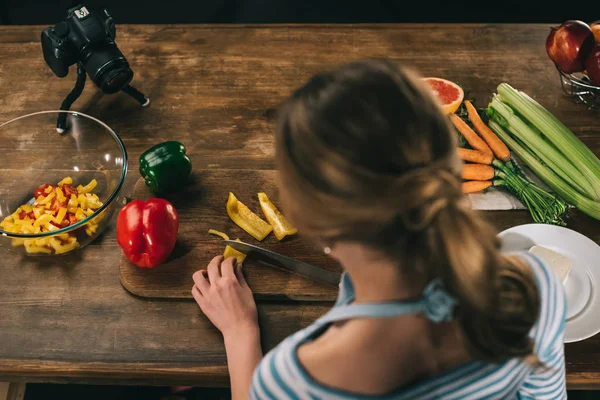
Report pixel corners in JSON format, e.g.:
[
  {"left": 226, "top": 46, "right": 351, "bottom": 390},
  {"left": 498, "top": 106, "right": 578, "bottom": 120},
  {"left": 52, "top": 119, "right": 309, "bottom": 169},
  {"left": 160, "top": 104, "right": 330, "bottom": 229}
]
[
  {"left": 546, "top": 20, "right": 595, "bottom": 73},
  {"left": 585, "top": 45, "right": 600, "bottom": 86},
  {"left": 591, "top": 21, "right": 600, "bottom": 43}
]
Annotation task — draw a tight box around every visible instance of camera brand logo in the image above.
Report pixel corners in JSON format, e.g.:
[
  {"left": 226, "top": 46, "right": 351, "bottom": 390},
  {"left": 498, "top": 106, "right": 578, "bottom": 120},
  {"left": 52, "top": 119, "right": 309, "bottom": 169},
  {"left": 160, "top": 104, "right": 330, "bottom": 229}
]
[{"left": 74, "top": 7, "right": 90, "bottom": 19}]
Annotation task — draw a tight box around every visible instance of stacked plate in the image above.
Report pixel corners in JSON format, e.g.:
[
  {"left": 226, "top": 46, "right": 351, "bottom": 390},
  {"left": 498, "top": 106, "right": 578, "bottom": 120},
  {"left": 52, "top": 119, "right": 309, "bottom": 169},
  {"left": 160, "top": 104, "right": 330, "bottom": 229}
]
[{"left": 499, "top": 224, "right": 600, "bottom": 343}]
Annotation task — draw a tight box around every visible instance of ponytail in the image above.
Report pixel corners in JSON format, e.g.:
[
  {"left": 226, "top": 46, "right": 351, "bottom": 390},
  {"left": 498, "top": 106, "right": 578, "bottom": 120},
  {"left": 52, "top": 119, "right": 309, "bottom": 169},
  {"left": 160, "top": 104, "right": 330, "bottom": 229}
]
[{"left": 434, "top": 202, "right": 540, "bottom": 364}]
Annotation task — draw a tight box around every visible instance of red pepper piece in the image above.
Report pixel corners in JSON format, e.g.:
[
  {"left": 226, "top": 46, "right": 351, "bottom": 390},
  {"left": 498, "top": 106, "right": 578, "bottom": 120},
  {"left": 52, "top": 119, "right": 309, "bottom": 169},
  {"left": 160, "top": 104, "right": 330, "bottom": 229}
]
[
  {"left": 33, "top": 184, "right": 52, "bottom": 199},
  {"left": 116, "top": 199, "right": 179, "bottom": 268},
  {"left": 62, "top": 184, "right": 78, "bottom": 197}
]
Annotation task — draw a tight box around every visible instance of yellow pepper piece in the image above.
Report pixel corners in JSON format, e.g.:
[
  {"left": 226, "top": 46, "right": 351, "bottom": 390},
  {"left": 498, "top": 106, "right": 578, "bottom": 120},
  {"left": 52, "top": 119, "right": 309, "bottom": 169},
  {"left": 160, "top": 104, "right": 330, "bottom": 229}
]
[
  {"left": 11, "top": 208, "right": 23, "bottom": 220},
  {"left": 208, "top": 229, "right": 230, "bottom": 241},
  {"left": 55, "top": 207, "right": 68, "bottom": 224},
  {"left": 48, "top": 237, "right": 79, "bottom": 254},
  {"left": 55, "top": 241, "right": 79, "bottom": 254},
  {"left": 75, "top": 208, "right": 87, "bottom": 221},
  {"left": 35, "top": 238, "right": 49, "bottom": 247},
  {"left": 33, "top": 214, "right": 53, "bottom": 229},
  {"left": 78, "top": 179, "right": 98, "bottom": 194},
  {"left": 57, "top": 177, "right": 73, "bottom": 187},
  {"left": 258, "top": 192, "right": 298, "bottom": 241},
  {"left": 38, "top": 192, "right": 55, "bottom": 205},
  {"left": 1, "top": 221, "right": 15, "bottom": 231},
  {"left": 25, "top": 245, "right": 52, "bottom": 254},
  {"left": 77, "top": 194, "right": 87, "bottom": 209},
  {"left": 11, "top": 238, "right": 25, "bottom": 247},
  {"left": 44, "top": 186, "right": 53, "bottom": 194},
  {"left": 85, "top": 194, "right": 101, "bottom": 209},
  {"left": 21, "top": 204, "right": 32, "bottom": 213},
  {"left": 57, "top": 233, "right": 70, "bottom": 241},
  {"left": 56, "top": 187, "right": 66, "bottom": 202},
  {"left": 226, "top": 192, "right": 272, "bottom": 241},
  {"left": 223, "top": 239, "right": 247, "bottom": 264}
]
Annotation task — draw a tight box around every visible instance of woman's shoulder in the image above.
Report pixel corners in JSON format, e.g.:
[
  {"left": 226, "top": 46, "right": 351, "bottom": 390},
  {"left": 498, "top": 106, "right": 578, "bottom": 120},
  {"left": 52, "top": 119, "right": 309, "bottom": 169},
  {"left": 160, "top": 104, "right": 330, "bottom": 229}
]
[{"left": 250, "top": 325, "right": 317, "bottom": 399}]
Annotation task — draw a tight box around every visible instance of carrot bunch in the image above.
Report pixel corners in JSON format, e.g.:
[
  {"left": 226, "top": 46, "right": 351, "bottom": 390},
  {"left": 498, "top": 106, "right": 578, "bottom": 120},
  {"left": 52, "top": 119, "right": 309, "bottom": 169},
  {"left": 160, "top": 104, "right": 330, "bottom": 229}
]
[
  {"left": 452, "top": 101, "right": 510, "bottom": 194},
  {"left": 451, "top": 100, "right": 568, "bottom": 225}
]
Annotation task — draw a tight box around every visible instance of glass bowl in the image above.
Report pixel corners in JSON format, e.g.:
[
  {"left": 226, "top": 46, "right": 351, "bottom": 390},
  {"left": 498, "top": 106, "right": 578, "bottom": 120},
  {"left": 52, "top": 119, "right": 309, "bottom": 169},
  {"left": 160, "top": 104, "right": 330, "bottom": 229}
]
[{"left": 0, "top": 111, "right": 127, "bottom": 255}]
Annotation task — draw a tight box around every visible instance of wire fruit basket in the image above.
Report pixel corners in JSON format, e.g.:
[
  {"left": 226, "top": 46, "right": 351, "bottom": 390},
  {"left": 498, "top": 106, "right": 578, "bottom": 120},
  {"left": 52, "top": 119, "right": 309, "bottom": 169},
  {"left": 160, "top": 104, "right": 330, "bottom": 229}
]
[{"left": 557, "top": 66, "right": 600, "bottom": 110}]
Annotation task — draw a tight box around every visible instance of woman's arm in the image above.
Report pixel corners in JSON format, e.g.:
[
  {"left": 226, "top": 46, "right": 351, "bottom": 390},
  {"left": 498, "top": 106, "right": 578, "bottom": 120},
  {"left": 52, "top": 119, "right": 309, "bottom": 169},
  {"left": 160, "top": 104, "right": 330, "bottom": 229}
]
[
  {"left": 224, "top": 327, "right": 263, "bottom": 400},
  {"left": 192, "top": 256, "right": 263, "bottom": 400}
]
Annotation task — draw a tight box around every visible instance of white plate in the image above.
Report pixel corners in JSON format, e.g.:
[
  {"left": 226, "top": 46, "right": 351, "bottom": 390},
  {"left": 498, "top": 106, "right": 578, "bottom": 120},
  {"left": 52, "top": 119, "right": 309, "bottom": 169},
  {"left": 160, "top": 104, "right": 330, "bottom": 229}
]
[{"left": 498, "top": 224, "right": 600, "bottom": 343}]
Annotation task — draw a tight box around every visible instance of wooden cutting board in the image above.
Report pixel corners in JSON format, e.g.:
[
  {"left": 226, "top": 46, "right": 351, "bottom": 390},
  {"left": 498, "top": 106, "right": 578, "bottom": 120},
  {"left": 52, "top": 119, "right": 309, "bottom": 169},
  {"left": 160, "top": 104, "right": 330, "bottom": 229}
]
[{"left": 119, "top": 171, "right": 340, "bottom": 301}]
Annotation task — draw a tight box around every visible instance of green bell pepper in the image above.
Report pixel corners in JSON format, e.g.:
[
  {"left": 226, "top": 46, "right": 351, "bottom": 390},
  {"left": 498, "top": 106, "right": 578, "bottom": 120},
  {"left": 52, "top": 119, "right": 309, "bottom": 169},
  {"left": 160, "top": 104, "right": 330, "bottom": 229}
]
[{"left": 139, "top": 141, "right": 192, "bottom": 195}]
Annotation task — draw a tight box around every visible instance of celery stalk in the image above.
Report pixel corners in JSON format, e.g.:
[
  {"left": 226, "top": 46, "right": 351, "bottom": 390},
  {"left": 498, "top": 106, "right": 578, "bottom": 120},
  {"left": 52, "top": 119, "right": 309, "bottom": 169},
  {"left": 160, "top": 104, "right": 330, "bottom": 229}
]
[
  {"left": 488, "top": 96, "right": 596, "bottom": 200},
  {"left": 489, "top": 121, "right": 600, "bottom": 219},
  {"left": 497, "top": 83, "right": 600, "bottom": 180}
]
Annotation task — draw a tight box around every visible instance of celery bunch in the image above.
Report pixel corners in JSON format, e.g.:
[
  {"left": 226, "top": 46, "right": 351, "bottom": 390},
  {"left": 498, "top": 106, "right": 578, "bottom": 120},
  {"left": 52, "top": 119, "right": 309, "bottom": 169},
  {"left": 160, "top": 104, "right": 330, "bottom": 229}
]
[{"left": 487, "top": 84, "right": 600, "bottom": 220}]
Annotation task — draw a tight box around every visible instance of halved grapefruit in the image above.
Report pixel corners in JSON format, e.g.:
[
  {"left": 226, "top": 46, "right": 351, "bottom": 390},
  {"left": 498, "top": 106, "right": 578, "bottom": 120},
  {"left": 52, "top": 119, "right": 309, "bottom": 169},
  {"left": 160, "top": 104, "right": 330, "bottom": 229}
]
[{"left": 423, "top": 77, "right": 464, "bottom": 114}]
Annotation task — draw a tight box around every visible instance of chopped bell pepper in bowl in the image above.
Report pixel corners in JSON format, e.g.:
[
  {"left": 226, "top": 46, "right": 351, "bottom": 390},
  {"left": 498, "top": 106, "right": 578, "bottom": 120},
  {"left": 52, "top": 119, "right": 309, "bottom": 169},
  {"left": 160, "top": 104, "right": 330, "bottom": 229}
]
[{"left": 0, "top": 177, "right": 109, "bottom": 255}]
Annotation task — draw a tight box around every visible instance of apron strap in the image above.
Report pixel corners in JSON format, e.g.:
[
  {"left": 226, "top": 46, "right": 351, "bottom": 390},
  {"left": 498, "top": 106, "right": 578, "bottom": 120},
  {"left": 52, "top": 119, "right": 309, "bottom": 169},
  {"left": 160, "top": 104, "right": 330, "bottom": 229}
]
[{"left": 318, "top": 278, "right": 457, "bottom": 325}]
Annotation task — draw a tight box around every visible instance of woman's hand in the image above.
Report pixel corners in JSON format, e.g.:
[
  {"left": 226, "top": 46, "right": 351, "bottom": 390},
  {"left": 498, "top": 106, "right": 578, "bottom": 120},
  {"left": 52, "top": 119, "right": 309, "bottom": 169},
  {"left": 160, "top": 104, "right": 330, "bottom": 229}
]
[
  {"left": 193, "top": 256, "right": 263, "bottom": 400},
  {"left": 192, "top": 256, "right": 258, "bottom": 340}
]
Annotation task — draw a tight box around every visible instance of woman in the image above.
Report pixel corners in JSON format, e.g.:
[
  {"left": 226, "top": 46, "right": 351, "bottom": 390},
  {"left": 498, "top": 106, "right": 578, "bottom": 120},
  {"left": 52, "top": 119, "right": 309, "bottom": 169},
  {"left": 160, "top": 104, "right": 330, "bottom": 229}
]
[{"left": 191, "top": 60, "right": 566, "bottom": 399}]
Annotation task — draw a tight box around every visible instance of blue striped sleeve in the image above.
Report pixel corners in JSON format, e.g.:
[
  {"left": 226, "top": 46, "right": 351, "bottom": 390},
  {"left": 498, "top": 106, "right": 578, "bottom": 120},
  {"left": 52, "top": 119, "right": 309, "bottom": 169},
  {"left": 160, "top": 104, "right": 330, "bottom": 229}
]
[{"left": 517, "top": 254, "right": 567, "bottom": 400}]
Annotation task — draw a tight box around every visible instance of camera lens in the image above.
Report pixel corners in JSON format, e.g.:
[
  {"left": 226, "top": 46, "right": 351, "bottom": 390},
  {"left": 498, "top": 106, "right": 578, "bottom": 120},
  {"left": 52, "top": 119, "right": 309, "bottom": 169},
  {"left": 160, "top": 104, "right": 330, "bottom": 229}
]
[{"left": 81, "top": 43, "right": 133, "bottom": 94}]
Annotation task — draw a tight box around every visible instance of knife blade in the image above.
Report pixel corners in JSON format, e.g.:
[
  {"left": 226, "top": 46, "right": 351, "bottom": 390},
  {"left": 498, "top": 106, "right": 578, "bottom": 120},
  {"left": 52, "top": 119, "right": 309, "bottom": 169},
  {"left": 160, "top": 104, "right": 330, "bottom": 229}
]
[{"left": 222, "top": 240, "right": 341, "bottom": 286}]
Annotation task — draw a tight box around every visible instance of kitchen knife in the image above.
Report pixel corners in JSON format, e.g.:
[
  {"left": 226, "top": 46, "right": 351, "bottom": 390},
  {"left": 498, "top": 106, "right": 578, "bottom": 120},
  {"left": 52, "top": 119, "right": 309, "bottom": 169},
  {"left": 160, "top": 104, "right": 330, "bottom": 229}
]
[{"left": 222, "top": 240, "right": 341, "bottom": 286}]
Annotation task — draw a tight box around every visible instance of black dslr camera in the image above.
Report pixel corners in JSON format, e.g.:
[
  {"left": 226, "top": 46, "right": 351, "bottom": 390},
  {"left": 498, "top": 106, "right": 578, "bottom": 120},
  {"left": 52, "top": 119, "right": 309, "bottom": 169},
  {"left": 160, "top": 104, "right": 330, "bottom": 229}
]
[{"left": 41, "top": 5, "right": 148, "bottom": 132}]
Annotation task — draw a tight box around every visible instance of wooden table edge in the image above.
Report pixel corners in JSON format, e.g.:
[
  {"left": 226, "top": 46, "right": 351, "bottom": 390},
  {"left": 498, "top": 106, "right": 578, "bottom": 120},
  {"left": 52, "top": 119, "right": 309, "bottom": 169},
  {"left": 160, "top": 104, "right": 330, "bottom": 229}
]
[
  {"left": 0, "top": 359, "right": 598, "bottom": 389},
  {"left": 0, "top": 360, "right": 229, "bottom": 387}
]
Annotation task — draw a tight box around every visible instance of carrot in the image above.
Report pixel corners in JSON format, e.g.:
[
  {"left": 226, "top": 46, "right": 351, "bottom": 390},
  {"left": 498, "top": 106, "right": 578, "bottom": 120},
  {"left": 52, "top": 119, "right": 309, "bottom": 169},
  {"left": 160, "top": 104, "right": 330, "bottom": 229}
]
[
  {"left": 457, "top": 148, "right": 494, "bottom": 165},
  {"left": 450, "top": 114, "right": 492, "bottom": 156},
  {"left": 462, "top": 180, "right": 493, "bottom": 194},
  {"left": 462, "top": 164, "right": 495, "bottom": 181},
  {"left": 464, "top": 101, "right": 511, "bottom": 161}
]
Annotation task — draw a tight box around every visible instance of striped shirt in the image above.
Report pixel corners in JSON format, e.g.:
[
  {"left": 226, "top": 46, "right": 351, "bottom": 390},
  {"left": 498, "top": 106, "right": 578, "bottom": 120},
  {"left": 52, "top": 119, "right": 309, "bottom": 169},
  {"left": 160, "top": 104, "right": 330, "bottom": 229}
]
[{"left": 250, "top": 253, "right": 567, "bottom": 399}]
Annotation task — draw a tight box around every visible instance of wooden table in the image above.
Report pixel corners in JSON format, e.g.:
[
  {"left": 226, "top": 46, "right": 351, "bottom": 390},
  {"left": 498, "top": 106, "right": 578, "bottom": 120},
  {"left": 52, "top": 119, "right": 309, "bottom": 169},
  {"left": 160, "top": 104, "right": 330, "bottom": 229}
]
[{"left": 0, "top": 24, "right": 599, "bottom": 389}]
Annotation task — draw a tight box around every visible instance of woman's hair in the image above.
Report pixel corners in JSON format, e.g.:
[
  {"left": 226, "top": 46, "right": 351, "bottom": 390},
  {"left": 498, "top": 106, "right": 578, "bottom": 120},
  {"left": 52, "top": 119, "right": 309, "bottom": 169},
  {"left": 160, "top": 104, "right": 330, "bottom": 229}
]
[{"left": 275, "top": 59, "right": 540, "bottom": 364}]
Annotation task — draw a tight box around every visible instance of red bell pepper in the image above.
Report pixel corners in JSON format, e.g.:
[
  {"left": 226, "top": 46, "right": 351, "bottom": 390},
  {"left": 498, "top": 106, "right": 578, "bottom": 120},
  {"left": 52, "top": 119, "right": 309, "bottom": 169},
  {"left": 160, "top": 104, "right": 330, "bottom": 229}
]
[{"left": 116, "top": 199, "right": 179, "bottom": 268}]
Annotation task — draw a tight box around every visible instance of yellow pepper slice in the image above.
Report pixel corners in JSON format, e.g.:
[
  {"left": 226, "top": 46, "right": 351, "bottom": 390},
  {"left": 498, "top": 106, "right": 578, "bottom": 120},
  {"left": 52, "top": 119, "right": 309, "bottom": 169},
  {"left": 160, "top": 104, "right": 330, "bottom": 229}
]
[
  {"left": 223, "top": 238, "right": 247, "bottom": 264},
  {"left": 56, "top": 187, "right": 66, "bottom": 202},
  {"left": 77, "top": 194, "right": 87, "bottom": 209},
  {"left": 21, "top": 204, "right": 32, "bottom": 213},
  {"left": 208, "top": 229, "right": 230, "bottom": 241},
  {"left": 49, "top": 237, "right": 79, "bottom": 254},
  {"left": 75, "top": 208, "right": 87, "bottom": 221},
  {"left": 33, "top": 207, "right": 44, "bottom": 218},
  {"left": 226, "top": 192, "right": 272, "bottom": 241},
  {"left": 54, "top": 207, "right": 68, "bottom": 224},
  {"left": 44, "top": 185, "right": 53, "bottom": 194},
  {"left": 33, "top": 214, "right": 53, "bottom": 229},
  {"left": 37, "top": 192, "right": 55, "bottom": 205},
  {"left": 24, "top": 244, "right": 52, "bottom": 254},
  {"left": 57, "top": 177, "right": 73, "bottom": 187},
  {"left": 77, "top": 179, "right": 97, "bottom": 194},
  {"left": 258, "top": 192, "right": 298, "bottom": 241}
]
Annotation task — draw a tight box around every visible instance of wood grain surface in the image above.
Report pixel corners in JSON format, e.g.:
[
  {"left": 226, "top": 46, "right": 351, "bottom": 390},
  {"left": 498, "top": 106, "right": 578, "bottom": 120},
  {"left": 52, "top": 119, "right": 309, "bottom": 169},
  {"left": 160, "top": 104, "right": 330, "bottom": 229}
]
[
  {"left": 119, "top": 176, "right": 339, "bottom": 300},
  {"left": 0, "top": 24, "right": 599, "bottom": 388}
]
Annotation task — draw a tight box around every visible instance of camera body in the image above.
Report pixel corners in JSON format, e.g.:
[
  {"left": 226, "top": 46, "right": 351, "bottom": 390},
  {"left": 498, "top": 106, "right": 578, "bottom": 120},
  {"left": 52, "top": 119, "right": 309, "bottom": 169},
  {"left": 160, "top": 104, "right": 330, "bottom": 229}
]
[{"left": 41, "top": 5, "right": 133, "bottom": 94}]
